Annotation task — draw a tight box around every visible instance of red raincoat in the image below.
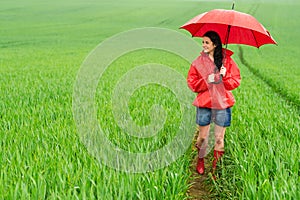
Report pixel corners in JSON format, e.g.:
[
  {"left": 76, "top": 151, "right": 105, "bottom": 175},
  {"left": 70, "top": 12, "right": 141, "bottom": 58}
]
[{"left": 187, "top": 49, "right": 241, "bottom": 109}]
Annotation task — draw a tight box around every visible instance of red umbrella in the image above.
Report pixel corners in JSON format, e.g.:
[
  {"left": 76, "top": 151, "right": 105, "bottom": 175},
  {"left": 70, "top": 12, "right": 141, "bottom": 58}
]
[{"left": 180, "top": 8, "right": 277, "bottom": 48}]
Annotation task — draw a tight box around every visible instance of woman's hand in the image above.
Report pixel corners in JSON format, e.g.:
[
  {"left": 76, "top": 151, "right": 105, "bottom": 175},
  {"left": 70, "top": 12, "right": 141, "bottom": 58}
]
[
  {"left": 208, "top": 74, "right": 215, "bottom": 83},
  {"left": 220, "top": 66, "right": 226, "bottom": 77}
]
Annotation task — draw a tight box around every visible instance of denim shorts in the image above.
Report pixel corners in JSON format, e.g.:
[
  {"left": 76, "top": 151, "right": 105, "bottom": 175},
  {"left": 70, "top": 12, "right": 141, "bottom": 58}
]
[{"left": 196, "top": 107, "right": 232, "bottom": 127}]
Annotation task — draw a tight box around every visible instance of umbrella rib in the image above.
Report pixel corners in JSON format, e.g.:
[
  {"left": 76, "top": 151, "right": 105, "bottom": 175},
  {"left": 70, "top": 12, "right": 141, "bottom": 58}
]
[
  {"left": 251, "top": 30, "right": 259, "bottom": 48},
  {"left": 192, "top": 23, "right": 205, "bottom": 37}
]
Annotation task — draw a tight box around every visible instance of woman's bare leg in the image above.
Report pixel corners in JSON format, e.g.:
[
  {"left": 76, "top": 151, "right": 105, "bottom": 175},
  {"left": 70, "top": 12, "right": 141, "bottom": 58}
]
[
  {"left": 195, "top": 124, "right": 210, "bottom": 174},
  {"left": 212, "top": 124, "right": 226, "bottom": 178},
  {"left": 214, "top": 124, "right": 226, "bottom": 151},
  {"left": 195, "top": 125, "right": 210, "bottom": 158}
]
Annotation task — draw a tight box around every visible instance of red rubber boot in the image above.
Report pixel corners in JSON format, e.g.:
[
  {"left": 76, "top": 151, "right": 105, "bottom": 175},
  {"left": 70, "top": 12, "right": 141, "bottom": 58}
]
[
  {"left": 196, "top": 157, "right": 205, "bottom": 175},
  {"left": 195, "top": 137, "right": 206, "bottom": 175}
]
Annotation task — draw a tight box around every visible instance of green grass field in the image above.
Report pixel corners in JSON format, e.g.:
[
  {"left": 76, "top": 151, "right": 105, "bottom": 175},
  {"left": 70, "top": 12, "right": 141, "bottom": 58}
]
[{"left": 1, "top": 0, "right": 299, "bottom": 199}]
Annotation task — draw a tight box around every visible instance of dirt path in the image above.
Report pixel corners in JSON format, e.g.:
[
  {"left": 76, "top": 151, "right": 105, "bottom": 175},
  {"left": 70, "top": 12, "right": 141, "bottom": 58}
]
[
  {"left": 187, "top": 131, "right": 215, "bottom": 200},
  {"left": 187, "top": 155, "right": 212, "bottom": 200}
]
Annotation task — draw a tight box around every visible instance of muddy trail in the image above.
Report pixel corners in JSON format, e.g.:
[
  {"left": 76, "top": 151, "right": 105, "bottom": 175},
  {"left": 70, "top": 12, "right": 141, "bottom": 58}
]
[
  {"left": 187, "top": 154, "right": 213, "bottom": 200},
  {"left": 187, "top": 130, "right": 216, "bottom": 200}
]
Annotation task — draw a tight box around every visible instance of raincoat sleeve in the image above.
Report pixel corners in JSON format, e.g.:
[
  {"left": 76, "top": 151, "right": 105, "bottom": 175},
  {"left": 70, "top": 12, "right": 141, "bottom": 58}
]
[
  {"left": 222, "top": 58, "right": 241, "bottom": 90},
  {"left": 187, "top": 64, "right": 209, "bottom": 93}
]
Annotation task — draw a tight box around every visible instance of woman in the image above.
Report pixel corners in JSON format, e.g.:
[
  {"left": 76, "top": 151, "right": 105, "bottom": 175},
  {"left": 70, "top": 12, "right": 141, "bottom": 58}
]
[{"left": 187, "top": 31, "right": 241, "bottom": 176}]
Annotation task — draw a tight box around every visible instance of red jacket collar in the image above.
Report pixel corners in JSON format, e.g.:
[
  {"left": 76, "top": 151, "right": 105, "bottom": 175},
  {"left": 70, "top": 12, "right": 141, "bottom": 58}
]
[{"left": 222, "top": 48, "right": 234, "bottom": 57}]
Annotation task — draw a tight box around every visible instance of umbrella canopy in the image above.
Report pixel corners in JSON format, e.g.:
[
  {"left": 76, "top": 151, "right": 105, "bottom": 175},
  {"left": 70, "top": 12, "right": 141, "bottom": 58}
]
[{"left": 180, "top": 9, "right": 277, "bottom": 48}]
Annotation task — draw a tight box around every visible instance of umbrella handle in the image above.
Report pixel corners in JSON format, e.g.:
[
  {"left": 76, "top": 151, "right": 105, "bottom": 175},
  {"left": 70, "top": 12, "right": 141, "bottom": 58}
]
[{"left": 211, "top": 74, "right": 223, "bottom": 84}]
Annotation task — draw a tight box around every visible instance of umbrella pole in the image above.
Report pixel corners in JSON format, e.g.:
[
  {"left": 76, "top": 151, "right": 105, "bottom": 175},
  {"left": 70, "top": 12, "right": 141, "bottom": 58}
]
[
  {"left": 225, "top": 26, "right": 231, "bottom": 49},
  {"left": 218, "top": 1, "right": 235, "bottom": 84},
  {"left": 225, "top": 2, "right": 235, "bottom": 49}
]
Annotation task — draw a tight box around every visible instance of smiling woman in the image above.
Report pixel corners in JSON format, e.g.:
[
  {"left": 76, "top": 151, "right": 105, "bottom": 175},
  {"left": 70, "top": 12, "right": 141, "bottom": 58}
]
[{"left": 186, "top": 31, "right": 241, "bottom": 179}]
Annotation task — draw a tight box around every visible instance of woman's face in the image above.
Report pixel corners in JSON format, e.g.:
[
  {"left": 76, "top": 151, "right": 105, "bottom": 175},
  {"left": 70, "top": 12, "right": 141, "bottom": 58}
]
[{"left": 202, "top": 36, "right": 216, "bottom": 55}]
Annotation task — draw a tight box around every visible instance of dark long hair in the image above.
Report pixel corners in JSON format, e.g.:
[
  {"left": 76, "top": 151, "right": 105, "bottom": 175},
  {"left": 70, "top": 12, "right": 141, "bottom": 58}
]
[{"left": 203, "top": 31, "right": 223, "bottom": 71}]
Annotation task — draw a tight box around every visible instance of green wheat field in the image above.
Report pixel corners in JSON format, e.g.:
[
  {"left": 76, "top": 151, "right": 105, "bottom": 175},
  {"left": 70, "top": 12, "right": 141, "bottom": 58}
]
[{"left": 1, "top": 0, "right": 299, "bottom": 199}]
